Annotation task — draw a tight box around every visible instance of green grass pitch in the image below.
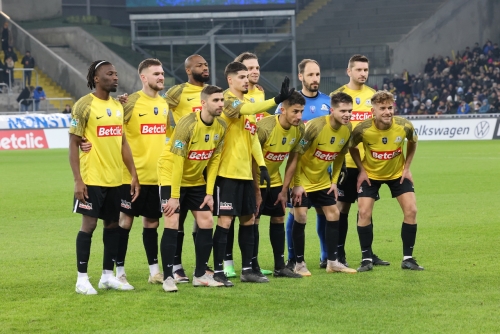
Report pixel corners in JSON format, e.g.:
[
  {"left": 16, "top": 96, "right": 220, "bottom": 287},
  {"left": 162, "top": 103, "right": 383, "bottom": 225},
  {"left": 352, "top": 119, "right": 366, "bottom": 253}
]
[{"left": 0, "top": 140, "right": 499, "bottom": 333}]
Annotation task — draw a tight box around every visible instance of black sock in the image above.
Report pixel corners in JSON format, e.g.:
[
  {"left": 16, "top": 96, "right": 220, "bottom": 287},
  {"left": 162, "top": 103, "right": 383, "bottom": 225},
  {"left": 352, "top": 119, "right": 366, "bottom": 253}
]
[
  {"left": 174, "top": 231, "right": 184, "bottom": 266},
  {"left": 401, "top": 222, "right": 417, "bottom": 257},
  {"left": 238, "top": 225, "right": 255, "bottom": 269},
  {"left": 212, "top": 225, "right": 229, "bottom": 272},
  {"left": 142, "top": 227, "right": 158, "bottom": 265},
  {"left": 357, "top": 224, "right": 373, "bottom": 260},
  {"left": 252, "top": 224, "right": 260, "bottom": 270},
  {"left": 195, "top": 228, "right": 213, "bottom": 277},
  {"left": 76, "top": 231, "right": 92, "bottom": 273},
  {"left": 224, "top": 218, "right": 235, "bottom": 261},
  {"left": 115, "top": 226, "right": 130, "bottom": 268},
  {"left": 292, "top": 221, "right": 306, "bottom": 263},
  {"left": 160, "top": 228, "right": 178, "bottom": 279},
  {"left": 337, "top": 212, "right": 348, "bottom": 259},
  {"left": 325, "top": 220, "right": 340, "bottom": 261},
  {"left": 269, "top": 222, "right": 285, "bottom": 270},
  {"left": 102, "top": 227, "right": 120, "bottom": 271}
]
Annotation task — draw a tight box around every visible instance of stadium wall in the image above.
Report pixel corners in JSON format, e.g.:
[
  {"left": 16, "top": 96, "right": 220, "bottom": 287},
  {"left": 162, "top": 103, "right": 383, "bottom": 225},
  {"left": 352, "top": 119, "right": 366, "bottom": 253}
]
[
  {"left": 391, "top": 0, "right": 500, "bottom": 74},
  {"left": 1, "top": 0, "right": 62, "bottom": 21}
]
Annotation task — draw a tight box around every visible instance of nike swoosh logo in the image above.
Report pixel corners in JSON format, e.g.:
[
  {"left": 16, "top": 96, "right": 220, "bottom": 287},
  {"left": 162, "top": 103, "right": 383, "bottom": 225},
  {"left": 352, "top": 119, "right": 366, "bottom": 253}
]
[
  {"left": 318, "top": 143, "right": 326, "bottom": 145},
  {"left": 191, "top": 141, "right": 198, "bottom": 144},
  {"left": 139, "top": 113, "right": 147, "bottom": 117},
  {"left": 270, "top": 143, "right": 276, "bottom": 146},
  {"left": 187, "top": 97, "right": 195, "bottom": 101},
  {"left": 96, "top": 116, "right": 104, "bottom": 119}
]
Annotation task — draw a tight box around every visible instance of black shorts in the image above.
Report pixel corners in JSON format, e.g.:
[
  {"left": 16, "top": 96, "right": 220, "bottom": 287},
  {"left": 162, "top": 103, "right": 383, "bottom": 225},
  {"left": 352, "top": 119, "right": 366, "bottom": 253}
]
[
  {"left": 358, "top": 177, "right": 414, "bottom": 199},
  {"left": 160, "top": 185, "right": 210, "bottom": 213},
  {"left": 120, "top": 184, "right": 162, "bottom": 219},
  {"left": 293, "top": 188, "right": 337, "bottom": 208},
  {"left": 214, "top": 176, "right": 256, "bottom": 217},
  {"left": 73, "top": 186, "right": 120, "bottom": 221},
  {"left": 257, "top": 186, "right": 285, "bottom": 218},
  {"left": 337, "top": 167, "right": 360, "bottom": 204}
]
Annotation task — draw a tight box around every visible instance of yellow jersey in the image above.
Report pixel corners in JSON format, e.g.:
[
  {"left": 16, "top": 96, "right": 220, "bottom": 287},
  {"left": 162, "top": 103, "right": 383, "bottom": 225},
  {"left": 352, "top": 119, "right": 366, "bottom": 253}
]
[
  {"left": 121, "top": 90, "right": 169, "bottom": 185},
  {"left": 245, "top": 86, "right": 270, "bottom": 122},
  {"left": 294, "top": 116, "right": 351, "bottom": 192},
  {"left": 164, "top": 82, "right": 206, "bottom": 125},
  {"left": 69, "top": 93, "right": 124, "bottom": 187},
  {"left": 158, "top": 112, "right": 226, "bottom": 198},
  {"left": 350, "top": 116, "right": 417, "bottom": 181},
  {"left": 256, "top": 115, "right": 305, "bottom": 188},
  {"left": 331, "top": 84, "right": 376, "bottom": 168},
  {"left": 217, "top": 89, "right": 276, "bottom": 180}
]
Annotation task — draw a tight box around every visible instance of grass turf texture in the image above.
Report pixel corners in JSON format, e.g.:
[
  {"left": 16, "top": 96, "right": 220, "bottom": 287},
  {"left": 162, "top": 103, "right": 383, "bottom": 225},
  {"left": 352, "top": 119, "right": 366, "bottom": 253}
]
[{"left": 0, "top": 141, "right": 499, "bottom": 333}]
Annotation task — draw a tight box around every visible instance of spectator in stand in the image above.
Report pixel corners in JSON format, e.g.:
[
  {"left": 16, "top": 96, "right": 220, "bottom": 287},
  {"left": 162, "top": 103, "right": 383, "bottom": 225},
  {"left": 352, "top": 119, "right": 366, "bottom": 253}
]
[
  {"left": 493, "top": 43, "right": 500, "bottom": 59},
  {"left": 473, "top": 43, "right": 482, "bottom": 55},
  {"left": 479, "top": 99, "right": 490, "bottom": 113},
  {"left": 62, "top": 104, "right": 72, "bottom": 114},
  {"left": 4, "top": 56, "right": 14, "bottom": 88},
  {"left": 21, "top": 51, "right": 35, "bottom": 86},
  {"left": 469, "top": 95, "right": 480, "bottom": 112},
  {"left": 436, "top": 100, "right": 448, "bottom": 115},
  {"left": 457, "top": 100, "right": 470, "bottom": 114},
  {"left": 425, "top": 99, "right": 435, "bottom": 114},
  {"left": 1, "top": 22, "right": 12, "bottom": 54},
  {"left": 4, "top": 46, "right": 17, "bottom": 63},
  {"left": 424, "top": 58, "right": 434, "bottom": 74},
  {"left": 483, "top": 40, "right": 493, "bottom": 55},
  {"left": 33, "top": 86, "right": 46, "bottom": 111},
  {"left": 401, "top": 101, "right": 412, "bottom": 115},
  {"left": 417, "top": 103, "right": 427, "bottom": 115},
  {"left": 16, "top": 85, "right": 34, "bottom": 112}
]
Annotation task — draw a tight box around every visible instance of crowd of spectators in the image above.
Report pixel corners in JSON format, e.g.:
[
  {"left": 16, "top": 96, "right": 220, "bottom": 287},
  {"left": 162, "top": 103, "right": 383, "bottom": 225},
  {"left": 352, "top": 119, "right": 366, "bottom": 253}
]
[{"left": 383, "top": 40, "right": 500, "bottom": 115}]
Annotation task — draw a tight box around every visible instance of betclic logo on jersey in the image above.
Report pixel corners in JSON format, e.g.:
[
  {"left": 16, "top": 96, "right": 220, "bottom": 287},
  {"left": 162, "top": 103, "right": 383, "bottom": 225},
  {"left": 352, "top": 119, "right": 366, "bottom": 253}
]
[
  {"left": 192, "top": 106, "right": 202, "bottom": 113},
  {"left": 351, "top": 111, "right": 372, "bottom": 122},
  {"left": 313, "top": 149, "right": 338, "bottom": 161},
  {"left": 141, "top": 124, "right": 166, "bottom": 134},
  {"left": 97, "top": 125, "right": 122, "bottom": 137},
  {"left": 371, "top": 147, "right": 402, "bottom": 160},
  {"left": 265, "top": 151, "right": 288, "bottom": 162},
  {"left": 188, "top": 149, "right": 214, "bottom": 160},
  {"left": 244, "top": 119, "right": 257, "bottom": 135}
]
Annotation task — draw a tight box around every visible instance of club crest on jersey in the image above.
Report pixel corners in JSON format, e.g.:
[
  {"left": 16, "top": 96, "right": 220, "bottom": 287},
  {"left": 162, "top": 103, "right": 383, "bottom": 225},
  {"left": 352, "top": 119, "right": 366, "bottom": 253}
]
[
  {"left": 394, "top": 136, "right": 402, "bottom": 143},
  {"left": 310, "top": 105, "right": 316, "bottom": 113},
  {"left": 355, "top": 98, "right": 361, "bottom": 105},
  {"left": 250, "top": 97, "right": 255, "bottom": 103},
  {"left": 290, "top": 138, "right": 296, "bottom": 145},
  {"left": 321, "top": 104, "right": 329, "bottom": 111},
  {"left": 154, "top": 107, "right": 158, "bottom": 115},
  {"left": 214, "top": 134, "right": 219, "bottom": 141},
  {"left": 106, "top": 108, "right": 112, "bottom": 117},
  {"left": 205, "top": 134, "right": 210, "bottom": 142},
  {"left": 282, "top": 137, "right": 287, "bottom": 145},
  {"left": 232, "top": 100, "right": 241, "bottom": 108},
  {"left": 330, "top": 137, "right": 336, "bottom": 144},
  {"left": 382, "top": 137, "right": 388, "bottom": 144}
]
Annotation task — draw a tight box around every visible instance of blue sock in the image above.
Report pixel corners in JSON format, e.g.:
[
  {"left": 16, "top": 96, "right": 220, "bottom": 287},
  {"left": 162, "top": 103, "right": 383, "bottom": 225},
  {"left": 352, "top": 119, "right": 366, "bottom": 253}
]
[
  {"left": 286, "top": 212, "right": 295, "bottom": 261},
  {"left": 316, "top": 214, "right": 327, "bottom": 261}
]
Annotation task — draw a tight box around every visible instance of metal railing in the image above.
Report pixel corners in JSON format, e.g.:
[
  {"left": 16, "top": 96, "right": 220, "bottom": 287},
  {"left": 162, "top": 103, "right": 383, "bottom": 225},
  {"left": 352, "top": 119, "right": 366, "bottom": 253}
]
[
  {"left": 18, "top": 97, "right": 74, "bottom": 113},
  {"left": 14, "top": 68, "right": 39, "bottom": 88}
]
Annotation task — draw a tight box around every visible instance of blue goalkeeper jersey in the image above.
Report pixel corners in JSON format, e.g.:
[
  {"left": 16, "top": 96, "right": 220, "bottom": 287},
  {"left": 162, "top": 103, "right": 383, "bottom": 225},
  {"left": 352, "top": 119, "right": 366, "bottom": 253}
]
[{"left": 275, "top": 90, "right": 331, "bottom": 122}]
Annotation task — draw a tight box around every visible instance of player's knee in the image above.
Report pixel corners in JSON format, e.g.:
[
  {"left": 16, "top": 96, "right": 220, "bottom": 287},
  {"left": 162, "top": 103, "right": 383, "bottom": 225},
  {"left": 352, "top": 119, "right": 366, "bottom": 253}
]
[
  {"left": 337, "top": 201, "right": 350, "bottom": 214},
  {"left": 143, "top": 217, "right": 159, "bottom": 229},
  {"left": 294, "top": 211, "right": 307, "bottom": 224},
  {"left": 324, "top": 205, "right": 339, "bottom": 221},
  {"left": 357, "top": 207, "right": 372, "bottom": 222},
  {"left": 404, "top": 204, "right": 417, "bottom": 220}
]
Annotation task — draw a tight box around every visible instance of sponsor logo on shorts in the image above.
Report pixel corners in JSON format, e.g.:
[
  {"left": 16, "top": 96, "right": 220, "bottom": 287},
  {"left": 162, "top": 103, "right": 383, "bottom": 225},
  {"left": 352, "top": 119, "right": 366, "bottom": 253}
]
[
  {"left": 358, "top": 187, "right": 363, "bottom": 194},
  {"left": 351, "top": 111, "right": 372, "bottom": 121},
  {"left": 188, "top": 149, "right": 214, "bottom": 160},
  {"left": 141, "top": 124, "right": 166, "bottom": 134},
  {"left": 220, "top": 202, "right": 233, "bottom": 210},
  {"left": 265, "top": 151, "right": 288, "bottom": 162},
  {"left": 192, "top": 106, "right": 202, "bottom": 112},
  {"left": 338, "top": 189, "right": 345, "bottom": 197},
  {"left": 371, "top": 147, "right": 402, "bottom": 160},
  {"left": 78, "top": 202, "right": 93, "bottom": 210},
  {"left": 97, "top": 125, "right": 122, "bottom": 137},
  {"left": 121, "top": 200, "right": 132, "bottom": 210},
  {"left": 313, "top": 149, "right": 339, "bottom": 161},
  {"left": 244, "top": 119, "right": 257, "bottom": 135}
]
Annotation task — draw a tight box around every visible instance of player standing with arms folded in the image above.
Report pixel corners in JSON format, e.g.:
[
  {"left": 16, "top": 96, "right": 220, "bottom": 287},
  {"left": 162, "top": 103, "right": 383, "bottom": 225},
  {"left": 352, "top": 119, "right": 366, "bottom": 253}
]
[
  {"left": 69, "top": 60, "right": 140, "bottom": 295},
  {"left": 331, "top": 55, "right": 389, "bottom": 268},
  {"left": 157, "top": 85, "right": 228, "bottom": 292},
  {"left": 349, "top": 91, "right": 423, "bottom": 272},
  {"left": 290, "top": 92, "right": 357, "bottom": 276}
]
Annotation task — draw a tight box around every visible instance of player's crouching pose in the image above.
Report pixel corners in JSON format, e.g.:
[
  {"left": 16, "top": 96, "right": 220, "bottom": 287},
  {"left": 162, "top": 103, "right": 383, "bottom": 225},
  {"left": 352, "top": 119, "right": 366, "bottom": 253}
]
[
  {"left": 253, "top": 91, "right": 306, "bottom": 279},
  {"left": 291, "top": 92, "right": 357, "bottom": 276},
  {"left": 349, "top": 90, "right": 423, "bottom": 272},
  {"left": 157, "top": 85, "right": 227, "bottom": 292},
  {"left": 70, "top": 60, "right": 140, "bottom": 295}
]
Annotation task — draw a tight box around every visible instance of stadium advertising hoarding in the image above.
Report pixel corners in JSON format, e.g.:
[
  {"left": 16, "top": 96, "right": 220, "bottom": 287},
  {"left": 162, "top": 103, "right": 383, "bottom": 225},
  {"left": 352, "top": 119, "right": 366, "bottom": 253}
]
[
  {"left": 126, "top": 0, "right": 296, "bottom": 12},
  {"left": 0, "top": 129, "right": 67, "bottom": 150},
  {"left": 0, "top": 114, "right": 72, "bottom": 129}
]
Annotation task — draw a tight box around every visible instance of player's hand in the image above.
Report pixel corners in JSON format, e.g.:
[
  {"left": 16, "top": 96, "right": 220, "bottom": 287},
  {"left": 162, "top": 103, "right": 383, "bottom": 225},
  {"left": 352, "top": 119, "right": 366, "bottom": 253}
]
[
  {"left": 327, "top": 183, "right": 339, "bottom": 201},
  {"left": 274, "top": 189, "right": 288, "bottom": 213},
  {"left": 274, "top": 76, "right": 295, "bottom": 104},
  {"left": 356, "top": 170, "right": 371, "bottom": 193},
  {"left": 74, "top": 179, "right": 88, "bottom": 203},
  {"left": 117, "top": 93, "right": 129, "bottom": 104},
  {"left": 400, "top": 168, "right": 413, "bottom": 184},
  {"left": 200, "top": 194, "right": 214, "bottom": 212},
  {"left": 163, "top": 198, "right": 179, "bottom": 217},
  {"left": 339, "top": 162, "right": 348, "bottom": 184},
  {"left": 259, "top": 166, "right": 271, "bottom": 189},
  {"left": 255, "top": 84, "right": 264, "bottom": 92},
  {"left": 130, "top": 177, "right": 140, "bottom": 202},
  {"left": 292, "top": 186, "right": 306, "bottom": 206},
  {"left": 255, "top": 191, "right": 263, "bottom": 212},
  {"left": 80, "top": 137, "right": 92, "bottom": 153}
]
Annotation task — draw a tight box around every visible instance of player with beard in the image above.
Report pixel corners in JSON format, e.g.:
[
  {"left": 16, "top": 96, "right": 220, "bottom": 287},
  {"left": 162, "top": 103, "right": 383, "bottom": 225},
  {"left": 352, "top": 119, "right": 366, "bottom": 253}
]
[
  {"left": 330, "top": 55, "right": 389, "bottom": 269},
  {"left": 70, "top": 60, "right": 139, "bottom": 295},
  {"left": 276, "top": 59, "right": 332, "bottom": 270}
]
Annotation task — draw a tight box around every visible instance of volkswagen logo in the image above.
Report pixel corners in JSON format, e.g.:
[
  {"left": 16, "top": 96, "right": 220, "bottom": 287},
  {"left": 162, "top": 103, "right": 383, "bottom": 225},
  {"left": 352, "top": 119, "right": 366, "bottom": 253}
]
[{"left": 474, "top": 121, "right": 490, "bottom": 138}]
